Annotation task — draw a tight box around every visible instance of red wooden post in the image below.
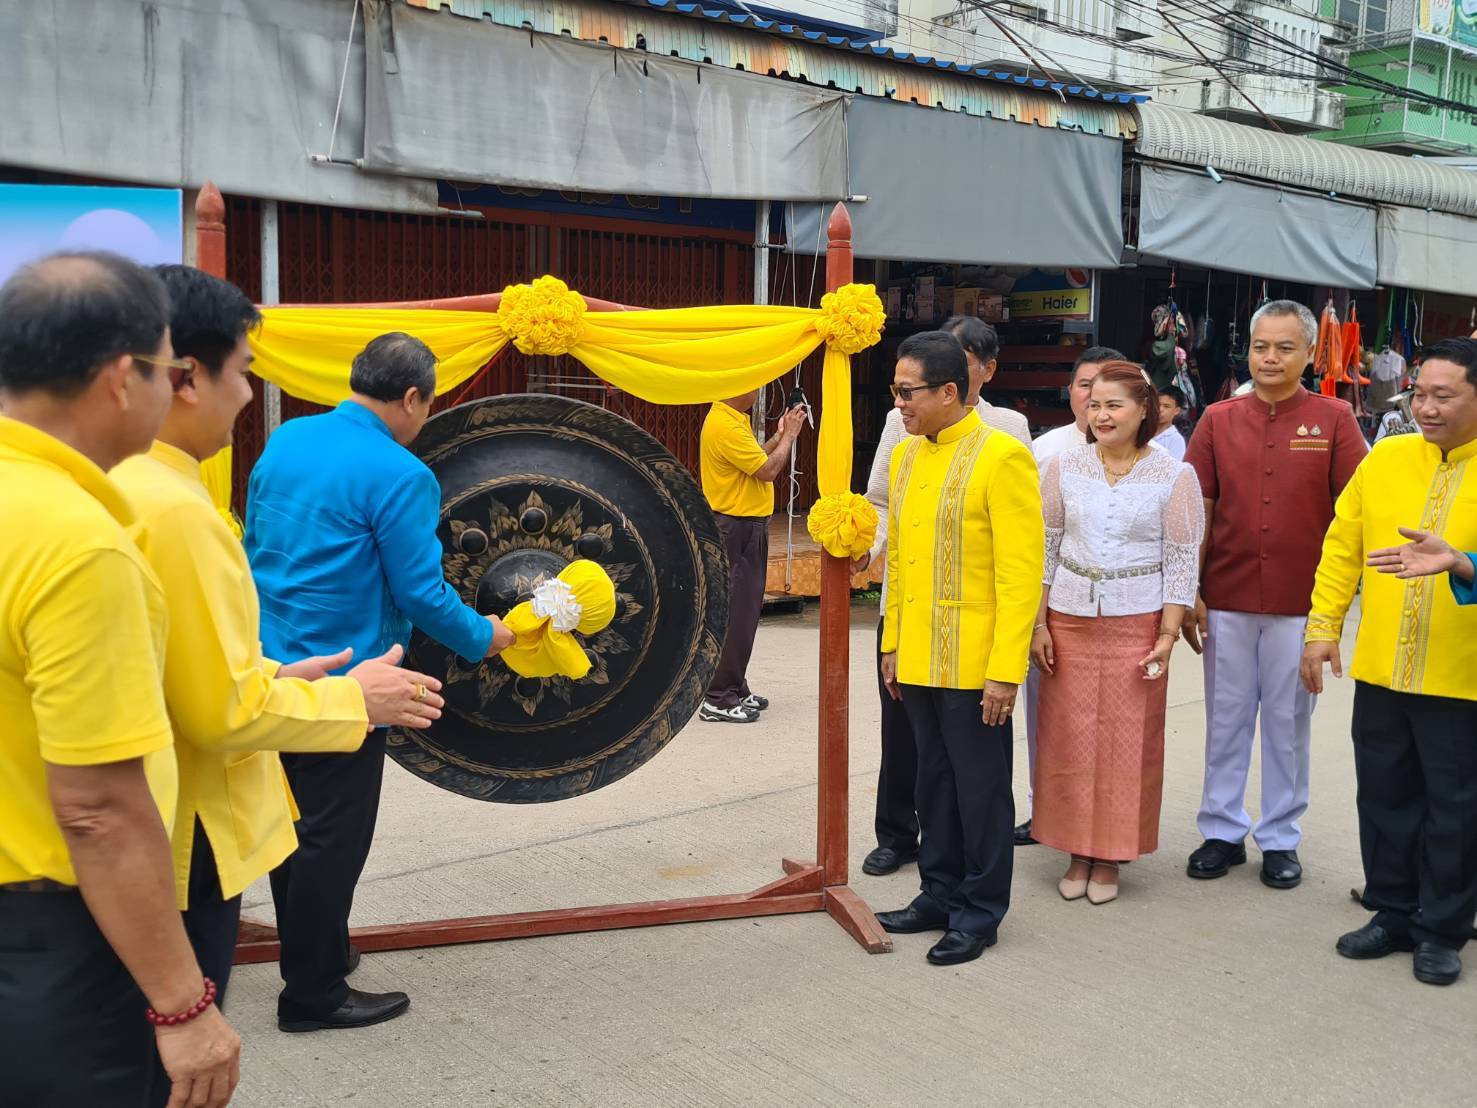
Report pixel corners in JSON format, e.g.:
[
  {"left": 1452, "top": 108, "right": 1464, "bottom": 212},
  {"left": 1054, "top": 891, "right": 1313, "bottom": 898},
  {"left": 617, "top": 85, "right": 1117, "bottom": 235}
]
[
  {"left": 194, "top": 183, "right": 227, "bottom": 280},
  {"left": 817, "top": 204, "right": 853, "bottom": 887}
]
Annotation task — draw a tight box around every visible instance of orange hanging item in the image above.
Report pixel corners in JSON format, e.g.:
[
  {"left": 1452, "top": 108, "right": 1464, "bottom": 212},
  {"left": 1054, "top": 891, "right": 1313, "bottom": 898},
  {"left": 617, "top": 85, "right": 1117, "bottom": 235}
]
[
  {"left": 1314, "top": 302, "right": 1344, "bottom": 396},
  {"left": 1339, "top": 304, "right": 1369, "bottom": 386}
]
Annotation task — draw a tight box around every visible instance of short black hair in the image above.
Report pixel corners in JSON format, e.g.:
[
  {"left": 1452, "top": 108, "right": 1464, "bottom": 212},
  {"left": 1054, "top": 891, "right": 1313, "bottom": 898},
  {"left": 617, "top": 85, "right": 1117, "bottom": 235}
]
[
  {"left": 0, "top": 251, "right": 170, "bottom": 397},
  {"left": 349, "top": 332, "right": 437, "bottom": 403},
  {"left": 941, "top": 316, "right": 999, "bottom": 365},
  {"left": 1160, "top": 384, "right": 1187, "bottom": 408},
  {"left": 154, "top": 265, "right": 260, "bottom": 378},
  {"left": 1073, "top": 346, "right": 1126, "bottom": 383},
  {"left": 1420, "top": 337, "right": 1477, "bottom": 390},
  {"left": 897, "top": 331, "right": 969, "bottom": 406}
]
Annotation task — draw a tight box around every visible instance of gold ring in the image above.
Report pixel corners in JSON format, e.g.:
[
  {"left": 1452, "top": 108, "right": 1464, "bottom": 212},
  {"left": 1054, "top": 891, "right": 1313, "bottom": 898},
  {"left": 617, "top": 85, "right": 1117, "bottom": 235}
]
[{"left": 412, "top": 683, "right": 427, "bottom": 702}]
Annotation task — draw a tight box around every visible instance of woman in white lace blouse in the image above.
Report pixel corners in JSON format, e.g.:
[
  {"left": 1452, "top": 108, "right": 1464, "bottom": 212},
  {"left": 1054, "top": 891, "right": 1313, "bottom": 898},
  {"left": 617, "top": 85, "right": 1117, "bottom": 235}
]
[{"left": 1029, "top": 363, "right": 1205, "bottom": 905}]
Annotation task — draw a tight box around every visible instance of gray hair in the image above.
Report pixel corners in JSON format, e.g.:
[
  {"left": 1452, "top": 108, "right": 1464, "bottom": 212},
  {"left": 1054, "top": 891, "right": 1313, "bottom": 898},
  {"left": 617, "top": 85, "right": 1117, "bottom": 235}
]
[
  {"left": 349, "top": 332, "right": 437, "bottom": 402},
  {"left": 1250, "top": 299, "right": 1317, "bottom": 348}
]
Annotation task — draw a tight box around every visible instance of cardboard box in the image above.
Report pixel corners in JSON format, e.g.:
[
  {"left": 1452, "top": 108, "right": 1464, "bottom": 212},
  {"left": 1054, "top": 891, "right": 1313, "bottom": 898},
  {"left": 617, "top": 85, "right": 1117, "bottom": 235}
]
[
  {"left": 953, "top": 288, "right": 981, "bottom": 317},
  {"left": 979, "top": 294, "right": 1008, "bottom": 323},
  {"left": 935, "top": 287, "right": 955, "bottom": 321},
  {"left": 885, "top": 286, "right": 903, "bottom": 319}
]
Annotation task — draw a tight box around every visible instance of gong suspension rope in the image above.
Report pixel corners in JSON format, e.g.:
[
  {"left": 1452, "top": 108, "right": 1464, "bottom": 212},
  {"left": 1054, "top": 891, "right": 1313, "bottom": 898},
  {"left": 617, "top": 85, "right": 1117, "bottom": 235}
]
[{"left": 782, "top": 213, "right": 827, "bottom": 594}]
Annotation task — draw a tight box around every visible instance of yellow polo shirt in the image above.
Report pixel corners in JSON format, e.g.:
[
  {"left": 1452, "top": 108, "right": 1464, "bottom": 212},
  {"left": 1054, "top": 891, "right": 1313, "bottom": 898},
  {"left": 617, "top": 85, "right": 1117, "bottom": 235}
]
[
  {"left": 700, "top": 402, "right": 773, "bottom": 518},
  {"left": 1307, "top": 433, "right": 1477, "bottom": 701},
  {"left": 882, "top": 410, "right": 1044, "bottom": 689},
  {"left": 113, "top": 441, "right": 368, "bottom": 906},
  {"left": 0, "top": 418, "right": 176, "bottom": 886}
]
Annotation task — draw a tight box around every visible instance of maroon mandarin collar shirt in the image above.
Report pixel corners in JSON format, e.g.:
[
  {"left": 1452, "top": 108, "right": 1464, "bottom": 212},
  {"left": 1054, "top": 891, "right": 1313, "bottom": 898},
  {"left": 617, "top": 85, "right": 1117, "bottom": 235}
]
[{"left": 1186, "top": 387, "right": 1367, "bottom": 616}]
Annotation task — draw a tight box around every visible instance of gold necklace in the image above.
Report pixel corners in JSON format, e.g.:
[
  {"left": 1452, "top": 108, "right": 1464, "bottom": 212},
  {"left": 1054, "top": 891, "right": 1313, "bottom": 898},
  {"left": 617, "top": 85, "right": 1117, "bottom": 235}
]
[{"left": 1097, "top": 447, "right": 1141, "bottom": 479}]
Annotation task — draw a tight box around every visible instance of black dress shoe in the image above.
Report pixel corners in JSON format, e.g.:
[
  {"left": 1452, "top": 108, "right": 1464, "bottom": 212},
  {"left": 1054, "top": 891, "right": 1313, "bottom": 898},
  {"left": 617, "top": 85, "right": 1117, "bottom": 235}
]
[
  {"left": 347, "top": 944, "right": 362, "bottom": 974},
  {"left": 1013, "top": 819, "right": 1037, "bottom": 847},
  {"left": 1413, "top": 943, "right": 1461, "bottom": 986},
  {"left": 1260, "top": 849, "right": 1302, "bottom": 889},
  {"left": 1336, "top": 920, "right": 1415, "bottom": 960},
  {"left": 1187, "top": 838, "right": 1247, "bottom": 879},
  {"left": 862, "top": 846, "right": 918, "bottom": 876},
  {"left": 875, "top": 906, "right": 948, "bottom": 934},
  {"left": 926, "top": 930, "right": 996, "bottom": 966},
  {"left": 278, "top": 988, "right": 411, "bottom": 1033}
]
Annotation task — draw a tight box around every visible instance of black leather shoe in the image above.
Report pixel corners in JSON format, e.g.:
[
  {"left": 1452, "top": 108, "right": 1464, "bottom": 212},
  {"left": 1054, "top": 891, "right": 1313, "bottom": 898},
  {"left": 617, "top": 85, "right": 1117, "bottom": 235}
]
[
  {"left": 1413, "top": 943, "right": 1462, "bottom": 986},
  {"left": 1260, "top": 849, "right": 1302, "bottom": 889},
  {"left": 1187, "top": 838, "right": 1247, "bottom": 879},
  {"left": 347, "top": 944, "right": 362, "bottom": 974},
  {"left": 278, "top": 988, "right": 411, "bottom": 1033},
  {"left": 862, "top": 846, "right": 918, "bottom": 876},
  {"left": 1336, "top": 921, "right": 1415, "bottom": 960},
  {"left": 1013, "top": 819, "right": 1037, "bottom": 847},
  {"left": 926, "top": 929, "right": 996, "bottom": 966},
  {"left": 875, "top": 906, "right": 948, "bottom": 934}
]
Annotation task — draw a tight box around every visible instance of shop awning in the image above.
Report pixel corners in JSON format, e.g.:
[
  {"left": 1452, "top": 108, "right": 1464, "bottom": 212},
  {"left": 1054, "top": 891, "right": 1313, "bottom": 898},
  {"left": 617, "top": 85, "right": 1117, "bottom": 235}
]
[
  {"left": 361, "top": 3, "right": 847, "bottom": 201},
  {"left": 0, "top": 0, "right": 439, "bottom": 213},
  {"left": 1135, "top": 103, "right": 1477, "bottom": 218},
  {"left": 1377, "top": 206, "right": 1477, "bottom": 299},
  {"left": 786, "top": 97, "right": 1124, "bottom": 268},
  {"left": 1137, "top": 164, "right": 1377, "bottom": 290}
]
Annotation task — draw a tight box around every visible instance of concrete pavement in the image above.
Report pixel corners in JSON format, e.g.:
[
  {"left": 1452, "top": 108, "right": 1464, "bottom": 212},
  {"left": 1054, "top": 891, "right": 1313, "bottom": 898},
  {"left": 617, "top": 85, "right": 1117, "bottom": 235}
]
[{"left": 226, "top": 602, "right": 1472, "bottom": 1108}]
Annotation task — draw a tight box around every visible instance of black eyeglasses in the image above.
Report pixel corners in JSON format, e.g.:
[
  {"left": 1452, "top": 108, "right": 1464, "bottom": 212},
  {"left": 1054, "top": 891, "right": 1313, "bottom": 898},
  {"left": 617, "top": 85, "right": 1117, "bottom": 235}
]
[{"left": 889, "top": 382, "right": 947, "bottom": 402}]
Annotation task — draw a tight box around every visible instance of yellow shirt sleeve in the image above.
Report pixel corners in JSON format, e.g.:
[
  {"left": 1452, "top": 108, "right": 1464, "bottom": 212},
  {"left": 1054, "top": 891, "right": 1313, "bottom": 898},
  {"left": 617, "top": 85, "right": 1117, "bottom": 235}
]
[
  {"left": 141, "top": 501, "right": 368, "bottom": 753},
  {"left": 1306, "top": 459, "right": 1365, "bottom": 643},
  {"left": 716, "top": 417, "right": 770, "bottom": 476},
  {"left": 20, "top": 549, "right": 174, "bottom": 766},
  {"left": 984, "top": 443, "right": 1045, "bottom": 685}
]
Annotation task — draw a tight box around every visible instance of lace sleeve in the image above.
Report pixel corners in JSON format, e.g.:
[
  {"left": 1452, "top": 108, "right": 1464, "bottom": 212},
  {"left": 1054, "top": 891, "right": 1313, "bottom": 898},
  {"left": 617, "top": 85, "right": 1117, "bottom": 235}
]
[
  {"left": 1161, "top": 463, "right": 1205, "bottom": 607},
  {"left": 1040, "top": 453, "right": 1065, "bottom": 586}
]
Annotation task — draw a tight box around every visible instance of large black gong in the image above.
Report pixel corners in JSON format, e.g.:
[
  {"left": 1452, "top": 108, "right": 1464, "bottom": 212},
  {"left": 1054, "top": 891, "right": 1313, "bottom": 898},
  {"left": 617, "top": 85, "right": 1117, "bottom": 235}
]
[{"left": 385, "top": 394, "right": 729, "bottom": 802}]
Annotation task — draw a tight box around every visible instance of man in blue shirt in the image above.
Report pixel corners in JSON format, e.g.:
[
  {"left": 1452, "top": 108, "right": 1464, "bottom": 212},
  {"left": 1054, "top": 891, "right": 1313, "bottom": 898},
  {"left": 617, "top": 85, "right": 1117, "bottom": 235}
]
[{"left": 247, "top": 332, "right": 513, "bottom": 1032}]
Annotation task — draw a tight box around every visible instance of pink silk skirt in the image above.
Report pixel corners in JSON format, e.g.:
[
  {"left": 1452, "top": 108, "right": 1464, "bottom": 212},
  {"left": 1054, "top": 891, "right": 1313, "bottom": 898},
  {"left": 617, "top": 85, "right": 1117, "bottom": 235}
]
[{"left": 1032, "top": 610, "right": 1167, "bottom": 862}]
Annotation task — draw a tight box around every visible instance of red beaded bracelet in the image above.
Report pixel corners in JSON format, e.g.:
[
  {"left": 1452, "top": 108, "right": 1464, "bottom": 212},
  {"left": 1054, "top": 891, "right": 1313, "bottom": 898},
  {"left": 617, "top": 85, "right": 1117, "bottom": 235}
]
[{"left": 145, "top": 978, "right": 218, "bottom": 1027}]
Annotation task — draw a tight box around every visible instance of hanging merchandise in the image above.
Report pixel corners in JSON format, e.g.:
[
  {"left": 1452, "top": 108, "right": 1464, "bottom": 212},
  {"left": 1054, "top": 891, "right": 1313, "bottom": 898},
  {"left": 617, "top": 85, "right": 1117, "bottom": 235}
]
[
  {"left": 1147, "top": 271, "right": 1191, "bottom": 391},
  {"left": 1195, "top": 272, "right": 1214, "bottom": 352},
  {"left": 1314, "top": 299, "right": 1346, "bottom": 398},
  {"left": 1367, "top": 343, "right": 1408, "bottom": 416},
  {"left": 1339, "top": 303, "right": 1370, "bottom": 387}
]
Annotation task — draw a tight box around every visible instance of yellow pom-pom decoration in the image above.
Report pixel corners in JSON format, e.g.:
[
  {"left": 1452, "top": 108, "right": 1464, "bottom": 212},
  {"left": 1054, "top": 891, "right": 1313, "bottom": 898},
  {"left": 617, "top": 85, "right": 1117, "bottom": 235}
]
[
  {"left": 497, "top": 275, "right": 588, "bottom": 356},
  {"left": 806, "top": 491, "right": 879, "bottom": 559},
  {"left": 815, "top": 283, "right": 886, "bottom": 356},
  {"left": 500, "top": 559, "right": 617, "bottom": 680}
]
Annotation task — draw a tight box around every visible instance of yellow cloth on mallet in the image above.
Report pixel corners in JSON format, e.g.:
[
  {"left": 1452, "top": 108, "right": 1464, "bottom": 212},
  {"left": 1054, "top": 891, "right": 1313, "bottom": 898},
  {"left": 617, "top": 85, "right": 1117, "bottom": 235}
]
[{"left": 500, "top": 560, "right": 617, "bottom": 679}]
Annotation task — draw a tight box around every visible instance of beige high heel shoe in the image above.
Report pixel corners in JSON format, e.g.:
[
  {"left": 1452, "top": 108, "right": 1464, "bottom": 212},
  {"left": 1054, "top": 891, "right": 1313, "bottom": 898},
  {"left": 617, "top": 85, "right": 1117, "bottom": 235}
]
[
  {"left": 1086, "top": 861, "right": 1120, "bottom": 905},
  {"left": 1058, "top": 856, "right": 1091, "bottom": 901}
]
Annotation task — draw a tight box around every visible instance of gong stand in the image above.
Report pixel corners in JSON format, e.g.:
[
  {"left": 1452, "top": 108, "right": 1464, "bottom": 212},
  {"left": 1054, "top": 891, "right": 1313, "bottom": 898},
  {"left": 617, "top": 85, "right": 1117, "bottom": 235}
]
[{"left": 191, "top": 186, "right": 892, "bottom": 963}]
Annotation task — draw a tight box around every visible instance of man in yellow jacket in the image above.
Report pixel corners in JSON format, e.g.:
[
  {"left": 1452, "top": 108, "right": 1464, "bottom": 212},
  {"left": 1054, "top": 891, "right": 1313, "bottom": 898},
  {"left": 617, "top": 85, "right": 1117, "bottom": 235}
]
[
  {"left": 875, "top": 331, "right": 1044, "bottom": 965},
  {"left": 110, "top": 267, "right": 448, "bottom": 1061},
  {"left": 1302, "top": 337, "right": 1477, "bottom": 987}
]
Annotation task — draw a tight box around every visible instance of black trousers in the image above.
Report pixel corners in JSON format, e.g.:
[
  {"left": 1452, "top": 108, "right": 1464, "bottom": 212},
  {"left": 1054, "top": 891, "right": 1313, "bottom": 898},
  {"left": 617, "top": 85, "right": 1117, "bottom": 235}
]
[
  {"left": 1352, "top": 682, "right": 1477, "bottom": 950},
  {"left": 0, "top": 889, "right": 154, "bottom": 1107},
  {"left": 706, "top": 514, "right": 769, "bottom": 709},
  {"left": 874, "top": 619, "right": 919, "bottom": 853},
  {"left": 901, "top": 684, "right": 1015, "bottom": 938},
  {"left": 148, "top": 824, "right": 242, "bottom": 1107},
  {"left": 270, "top": 730, "right": 388, "bottom": 1018}
]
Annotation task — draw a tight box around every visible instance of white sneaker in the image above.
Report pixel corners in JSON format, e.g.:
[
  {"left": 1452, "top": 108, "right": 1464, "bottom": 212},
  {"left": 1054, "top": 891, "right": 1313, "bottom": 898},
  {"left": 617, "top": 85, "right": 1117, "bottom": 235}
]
[
  {"left": 740, "top": 693, "right": 769, "bottom": 712},
  {"left": 699, "top": 701, "right": 759, "bottom": 723}
]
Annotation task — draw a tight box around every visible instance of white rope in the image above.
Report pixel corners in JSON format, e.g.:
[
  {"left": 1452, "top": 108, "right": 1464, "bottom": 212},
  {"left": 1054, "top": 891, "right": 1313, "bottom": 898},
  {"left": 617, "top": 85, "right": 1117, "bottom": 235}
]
[{"left": 326, "top": 0, "right": 362, "bottom": 164}]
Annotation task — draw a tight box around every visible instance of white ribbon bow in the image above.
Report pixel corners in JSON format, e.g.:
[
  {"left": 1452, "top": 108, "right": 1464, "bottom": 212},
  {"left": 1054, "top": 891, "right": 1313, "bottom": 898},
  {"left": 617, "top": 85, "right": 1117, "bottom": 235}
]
[{"left": 530, "top": 577, "right": 583, "bottom": 633}]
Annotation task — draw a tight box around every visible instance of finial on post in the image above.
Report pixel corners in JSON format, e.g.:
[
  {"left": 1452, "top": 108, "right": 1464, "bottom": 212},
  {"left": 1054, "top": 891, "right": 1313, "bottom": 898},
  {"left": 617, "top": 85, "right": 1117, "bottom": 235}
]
[
  {"left": 825, "top": 202, "right": 853, "bottom": 296},
  {"left": 194, "top": 182, "right": 227, "bottom": 279}
]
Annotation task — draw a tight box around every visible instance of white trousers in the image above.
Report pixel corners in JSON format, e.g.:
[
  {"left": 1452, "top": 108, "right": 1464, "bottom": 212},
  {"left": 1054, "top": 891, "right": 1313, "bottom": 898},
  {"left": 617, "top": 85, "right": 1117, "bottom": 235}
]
[
  {"left": 1022, "top": 664, "right": 1041, "bottom": 814},
  {"left": 1196, "top": 610, "right": 1315, "bottom": 852}
]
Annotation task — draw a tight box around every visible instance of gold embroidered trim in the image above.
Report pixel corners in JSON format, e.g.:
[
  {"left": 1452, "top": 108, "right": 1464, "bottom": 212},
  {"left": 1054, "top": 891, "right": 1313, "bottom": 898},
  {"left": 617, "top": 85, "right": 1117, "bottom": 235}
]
[{"left": 931, "top": 427, "right": 991, "bottom": 686}]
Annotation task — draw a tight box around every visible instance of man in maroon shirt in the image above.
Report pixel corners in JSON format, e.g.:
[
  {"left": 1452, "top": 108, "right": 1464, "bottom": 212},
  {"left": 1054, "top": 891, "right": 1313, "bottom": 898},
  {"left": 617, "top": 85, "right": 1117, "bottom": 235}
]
[{"left": 1183, "top": 301, "right": 1367, "bottom": 889}]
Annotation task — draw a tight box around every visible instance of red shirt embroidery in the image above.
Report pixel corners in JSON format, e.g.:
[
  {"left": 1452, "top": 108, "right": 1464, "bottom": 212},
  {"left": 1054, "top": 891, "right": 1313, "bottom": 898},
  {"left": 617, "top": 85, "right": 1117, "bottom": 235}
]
[{"left": 1186, "top": 388, "right": 1367, "bottom": 616}]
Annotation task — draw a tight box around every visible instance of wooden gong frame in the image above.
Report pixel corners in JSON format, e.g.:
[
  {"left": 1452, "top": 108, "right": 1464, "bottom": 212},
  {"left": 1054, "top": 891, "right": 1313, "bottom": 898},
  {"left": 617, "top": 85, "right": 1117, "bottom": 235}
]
[{"left": 193, "top": 184, "right": 891, "bottom": 961}]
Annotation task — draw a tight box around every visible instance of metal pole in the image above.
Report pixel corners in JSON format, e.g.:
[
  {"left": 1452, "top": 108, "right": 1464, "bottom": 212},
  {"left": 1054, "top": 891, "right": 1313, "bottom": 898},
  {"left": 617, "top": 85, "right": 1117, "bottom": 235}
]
[
  {"left": 260, "top": 201, "right": 282, "bottom": 435},
  {"left": 752, "top": 200, "right": 772, "bottom": 440}
]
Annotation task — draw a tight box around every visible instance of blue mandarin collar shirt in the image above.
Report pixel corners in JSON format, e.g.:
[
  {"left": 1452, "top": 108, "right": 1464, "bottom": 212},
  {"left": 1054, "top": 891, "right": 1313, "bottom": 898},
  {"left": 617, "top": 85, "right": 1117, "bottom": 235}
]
[{"left": 245, "top": 401, "right": 492, "bottom": 675}]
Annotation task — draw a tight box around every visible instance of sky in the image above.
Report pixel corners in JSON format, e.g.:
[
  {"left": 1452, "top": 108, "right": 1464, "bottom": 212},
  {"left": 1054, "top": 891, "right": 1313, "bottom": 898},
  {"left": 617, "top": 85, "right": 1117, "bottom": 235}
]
[{"left": 0, "top": 185, "right": 183, "bottom": 284}]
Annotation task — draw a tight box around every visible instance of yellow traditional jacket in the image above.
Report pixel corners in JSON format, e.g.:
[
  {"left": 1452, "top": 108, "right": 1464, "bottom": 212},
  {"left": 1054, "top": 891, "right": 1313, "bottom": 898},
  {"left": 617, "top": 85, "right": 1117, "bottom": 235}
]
[
  {"left": 1306, "top": 433, "right": 1477, "bottom": 701},
  {"left": 113, "top": 442, "right": 369, "bottom": 907},
  {"left": 882, "top": 410, "right": 1044, "bottom": 689}
]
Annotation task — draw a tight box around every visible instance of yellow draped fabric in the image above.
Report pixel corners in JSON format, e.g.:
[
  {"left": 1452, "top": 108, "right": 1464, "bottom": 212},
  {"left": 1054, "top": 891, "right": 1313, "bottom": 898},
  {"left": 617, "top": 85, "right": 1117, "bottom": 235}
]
[
  {"left": 501, "top": 560, "right": 617, "bottom": 679},
  {"left": 199, "top": 447, "right": 239, "bottom": 535},
  {"left": 243, "top": 279, "right": 886, "bottom": 560}
]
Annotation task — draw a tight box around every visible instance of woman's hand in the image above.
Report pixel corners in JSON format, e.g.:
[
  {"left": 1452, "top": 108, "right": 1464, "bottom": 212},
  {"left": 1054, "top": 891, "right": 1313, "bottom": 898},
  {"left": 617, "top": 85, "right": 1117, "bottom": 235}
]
[
  {"left": 1030, "top": 625, "right": 1055, "bottom": 676},
  {"left": 1137, "top": 634, "right": 1174, "bottom": 681}
]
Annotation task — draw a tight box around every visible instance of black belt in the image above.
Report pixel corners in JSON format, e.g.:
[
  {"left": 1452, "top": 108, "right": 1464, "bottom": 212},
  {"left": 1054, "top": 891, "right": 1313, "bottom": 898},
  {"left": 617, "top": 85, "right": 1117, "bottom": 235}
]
[{"left": 0, "top": 878, "right": 74, "bottom": 893}]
